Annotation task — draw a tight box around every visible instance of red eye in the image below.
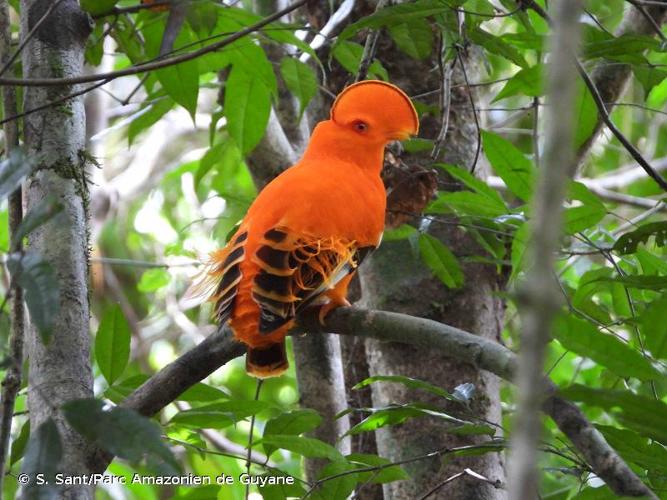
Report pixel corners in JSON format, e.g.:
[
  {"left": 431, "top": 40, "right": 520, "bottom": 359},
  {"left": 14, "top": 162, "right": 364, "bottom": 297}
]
[{"left": 353, "top": 121, "right": 368, "bottom": 133}]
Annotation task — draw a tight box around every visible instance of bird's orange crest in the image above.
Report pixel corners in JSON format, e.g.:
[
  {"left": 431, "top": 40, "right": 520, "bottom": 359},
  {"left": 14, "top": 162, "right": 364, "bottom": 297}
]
[{"left": 330, "top": 80, "right": 419, "bottom": 138}]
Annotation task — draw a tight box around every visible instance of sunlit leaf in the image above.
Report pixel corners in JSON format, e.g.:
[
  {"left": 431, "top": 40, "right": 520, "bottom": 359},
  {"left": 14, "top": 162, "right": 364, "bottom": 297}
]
[
  {"left": 280, "top": 57, "right": 318, "bottom": 119},
  {"left": 261, "top": 435, "right": 345, "bottom": 462},
  {"left": 553, "top": 315, "right": 660, "bottom": 381},
  {"left": 95, "top": 304, "right": 132, "bottom": 385},
  {"left": 613, "top": 222, "right": 667, "bottom": 255},
  {"left": 481, "top": 130, "right": 535, "bottom": 202},
  {"left": 137, "top": 268, "right": 171, "bottom": 293}
]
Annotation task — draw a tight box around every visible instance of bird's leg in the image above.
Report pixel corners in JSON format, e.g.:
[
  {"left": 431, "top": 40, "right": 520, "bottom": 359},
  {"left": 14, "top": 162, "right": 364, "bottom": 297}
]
[{"left": 318, "top": 273, "right": 354, "bottom": 325}]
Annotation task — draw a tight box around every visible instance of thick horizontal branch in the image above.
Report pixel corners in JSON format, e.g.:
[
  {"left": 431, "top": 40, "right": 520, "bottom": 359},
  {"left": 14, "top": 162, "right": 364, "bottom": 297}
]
[{"left": 94, "top": 308, "right": 652, "bottom": 497}]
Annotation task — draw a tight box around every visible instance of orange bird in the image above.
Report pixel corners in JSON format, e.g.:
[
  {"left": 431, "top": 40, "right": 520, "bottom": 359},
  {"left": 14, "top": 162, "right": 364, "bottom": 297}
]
[{"left": 200, "top": 80, "right": 419, "bottom": 377}]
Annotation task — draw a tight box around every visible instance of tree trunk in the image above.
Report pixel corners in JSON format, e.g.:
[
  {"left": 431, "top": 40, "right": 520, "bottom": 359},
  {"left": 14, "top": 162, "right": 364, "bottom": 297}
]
[
  {"left": 21, "top": 1, "right": 94, "bottom": 498},
  {"left": 358, "top": 44, "right": 507, "bottom": 499}
]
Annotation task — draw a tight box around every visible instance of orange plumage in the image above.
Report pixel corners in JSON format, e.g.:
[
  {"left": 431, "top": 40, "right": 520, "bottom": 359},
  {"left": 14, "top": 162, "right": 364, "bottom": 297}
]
[{"left": 202, "top": 80, "right": 419, "bottom": 377}]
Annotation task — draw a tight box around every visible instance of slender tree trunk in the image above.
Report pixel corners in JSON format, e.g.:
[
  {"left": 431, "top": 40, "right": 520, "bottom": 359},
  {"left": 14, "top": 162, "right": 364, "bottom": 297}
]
[
  {"left": 21, "top": 1, "right": 94, "bottom": 498},
  {"left": 358, "top": 44, "right": 507, "bottom": 499}
]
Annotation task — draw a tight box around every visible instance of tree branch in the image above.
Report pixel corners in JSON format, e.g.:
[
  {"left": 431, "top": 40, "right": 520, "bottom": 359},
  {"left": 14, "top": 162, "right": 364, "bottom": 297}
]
[
  {"left": 80, "top": 307, "right": 651, "bottom": 496},
  {"left": 0, "top": 0, "right": 308, "bottom": 87}
]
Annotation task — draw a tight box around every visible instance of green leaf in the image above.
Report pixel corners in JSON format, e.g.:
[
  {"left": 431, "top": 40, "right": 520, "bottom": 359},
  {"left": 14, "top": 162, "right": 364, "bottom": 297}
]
[
  {"left": 642, "top": 294, "right": 667, "bottom": 360},
  {"left": 383, "top": 224, "right": 417, "bottom": 241},
  {"left": 10, "top": 420, "right": 30, "bottom": 466},
  {"left": 427, "top": 191, "right": 508, "bottom": 218},
  {"left": 418, "top": 233, "right": 464, "bottom": 288},
  {"left": 633, "top": 65, "right": 667, "bottom": 98},
  {"left": 128, "top": 98, "right": 174, "bottom": 145},
  {"left": 143, "top": 22, "right": 199, "bottom": 117},
  {"left": 573, "top": 81, "right": 598, "bottom": 149},
  {"left": 257, "top": 471, "right": 307, "bottom": 499},
  {"left": 345, "top": 453, "right": 410, "bottom": 483},
  {"left": 338, "top": 0, "right": 449, "bottom": 40},
  {"left": 345, "top": 403, "right": 492, "bottom": 437},
  {"left": 597, "top": 275, "right": 667, "bottom": 290},
  {"left": 563, "top": 204, "right": 605, "bottom": 234},
  {"left": 510, "top": 223, "right": 529, "bottom": 282},
  {"left": 583, "top": 34, "right": 660, "bottom": 61},
  {"left": 553, "top": 315, "right": 660, "bottom": 381},
  {"left": 260, "top": 435, "right": 345, "bottom": 462},
  {"left": 331, "top": 41, "right": 388, "bottom": 80},
  {"left": 21, "top": 419, "right": 60, "bottom": 499},
  {"left": 469, "top": 27, "right": 529, "bottom": 68},
  {"left": 224, "top": 66, "right": 272, "bottom": 153},
  {"left": 493, "top": 65, "right": 544, "bottom": 102},
  {"left": 0, "top": 149, "right": 34, "bottom": 201},
  {"left": 65, "top": 399, "right": 179, "bottom": 472},
  {"left": 597, "top": 424, "right": 667, "bottom": 475},
  {"left": 81, "top": 0, "right": 117, "bottom": 15},
  {"left": 481, "top": 130, "right": 535, "bottom": 202},
  {"left": 106, "top": 375, "right": 228, "bottom": 403},
  {"left": 137, "top": 268, "right": 171, "bottom": 293},
  {"left": 388, "top": 18, "right": 433, "bottom": 59},
  {"left": 280, "top": 57, "right": 318, "bottom": 119},
  {"left": 560, "top": 385, "right": 667, "bottom": 443},
  {"left": 95, "top": 305, "right": 131, "bottom": 385},
  {"left": 263, "top": 409, "right": 322, "bottom": 457},
  {"left": 613, "top": 222, "right": 667, "bottom": 255},
  {"left": 169, "top": 401, "right": 272, "bottom": 428},
  {"left": 11, "top": 195, "right": 64, "bottom": 251},
  {"left": 353, "top": 375, "right": 452, "bottom": 400},
  {"left": 7, "top": 252, "right": 59, "bottom": 343}
]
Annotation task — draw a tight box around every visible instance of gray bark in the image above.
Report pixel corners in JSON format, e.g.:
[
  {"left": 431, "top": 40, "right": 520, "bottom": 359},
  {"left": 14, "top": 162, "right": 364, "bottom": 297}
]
[
  {"left": 21, "top": 1, "right": 94, "bottom": 498},
  {"left": 357, "top": 41, "right": 507, "bottom": 499}
]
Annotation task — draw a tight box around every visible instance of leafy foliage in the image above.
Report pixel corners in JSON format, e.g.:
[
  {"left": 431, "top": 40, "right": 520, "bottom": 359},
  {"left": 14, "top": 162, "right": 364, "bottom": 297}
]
[{"left": 2, "top": 0, "right": 666, "bottom": 498}]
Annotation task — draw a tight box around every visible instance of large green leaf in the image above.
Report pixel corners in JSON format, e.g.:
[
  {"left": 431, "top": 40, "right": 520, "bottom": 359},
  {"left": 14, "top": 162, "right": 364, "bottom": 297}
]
[
  {"left": 224, "top": 65, "right": 272, "bottom": 153},
  {"left": 260, "top": 435, "right": 345, "bottom": 462},
  {"left": 20, "top": 419, "right": 60, "bottom": 500},
  {"left": 388, "top": 18, "right": 433, "bottom": 60},
  {"left": 6, "top": 252, "right": 59, "bottom": 343},
  {"left": 263, "top": 409, "right": 322, "bottom": 457},
  {"left": 338, "top": 0, "right": 450, "bottom": 40},
  {"left": 418, "top": 233, "right": 464, "bottom": 288},
  {"left": 553, "top": 315, "right": 660, "bottom": 381},
  {"left": 106, "top": 375, "right": 228, "bottom": 403},
  {"left": 597, "top": 275, "right": 667, "bottom": 290},
  {"left": 81, "top": 0, "right": 117, "bottom": 15},
  {"left": 353, "top": 375, "right": 452, "bottom": 400},
  {"left": 169, "top": 400, "right": 272, "bottom": 428},
  {"left": 573, "top": 81, "right": 598, "bottom": 149},
  {"left": 493, "top": 65, "right": 544, "bottom": 102},
  {"left": 10, "top": 420, "right": 30, "bottom": 466},
  {"left": 597, "top": 425, "right": 667, "bottom": 475},
  {"left": 613, "top": 222, "right": 667, "bottom": 255},
  {"left": 331, "top": 41, "right": 388, "bottom": 80},
  {"left": 280, "top": 57, "right": 318, "bottom": 118},
  {"left": 481, "top": 130, "right": 535, "bottom": 202},
  {"left": 95, "top": 304, "right": 132, "bottom": 385},
  {"left": 642, "top": 294, "right": 667, "bottom": 360},
  {"left": 427, "top": 191, "right": 508, "bottom": 218},
  {"left": 469, "top": 27, "right": 529, "bottom": 68},
  {"left": 64, "top": 399, "right": 178, "bottom": 470},
  {"left": 560, "top": 385, "right": 667, "bottom": 444}
]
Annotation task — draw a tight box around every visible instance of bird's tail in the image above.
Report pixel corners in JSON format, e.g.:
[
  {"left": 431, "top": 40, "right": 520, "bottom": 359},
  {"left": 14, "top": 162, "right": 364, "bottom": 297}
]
[{"left": 246, "top": 340, "right": 288, "bottom": 378}]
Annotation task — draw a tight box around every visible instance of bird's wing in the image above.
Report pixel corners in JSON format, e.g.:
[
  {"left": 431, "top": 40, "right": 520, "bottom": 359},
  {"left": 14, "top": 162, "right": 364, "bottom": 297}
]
[{"left": 251, "top": 227, "right": 375, "bottom": 333}]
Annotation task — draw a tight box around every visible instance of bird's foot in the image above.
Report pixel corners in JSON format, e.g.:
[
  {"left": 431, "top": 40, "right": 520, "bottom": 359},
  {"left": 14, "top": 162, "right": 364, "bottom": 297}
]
[{"left": 318, "top": 298, "right": 351, "bottom": 325}]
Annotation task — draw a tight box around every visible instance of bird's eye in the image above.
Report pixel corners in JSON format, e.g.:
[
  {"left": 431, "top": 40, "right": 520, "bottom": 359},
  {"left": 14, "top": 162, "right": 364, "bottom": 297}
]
[{"left": 353, "top": 121, "right": 368, "bottom": 133}]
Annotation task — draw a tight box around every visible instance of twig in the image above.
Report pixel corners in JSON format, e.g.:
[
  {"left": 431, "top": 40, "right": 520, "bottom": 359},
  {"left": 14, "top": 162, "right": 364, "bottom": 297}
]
[
  {"left": 523, "top": 0, "right": 667, "bottom": 192},
  {"left": 90, "top": 256, "right": 200, "bottom": 268},
  {"left": 625, "top": 0, "right": 667, "bottom": 41},
  {"left": 431, "top": 35, "right": 454, "bottom": 160},
  {"left": 456, "top": 47, "right": 481, "bottom": 173},
  {"left": 0, "top": 1, "right": 22, "bottom": 493},
  {"left": 245, "top": 379, "right": 263, "bottom": 500},
  {"left": 0, "top": 0, "right": 308, "bottom": 87},
  {"left": 355, "top": 0, "right": 386, "bottom": 82},
  {"left": 76, "top": 307, "right": 653, "bottom": 497},
  {"left": 419, "top": 468, "right": 504, "bottom": 500}
]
